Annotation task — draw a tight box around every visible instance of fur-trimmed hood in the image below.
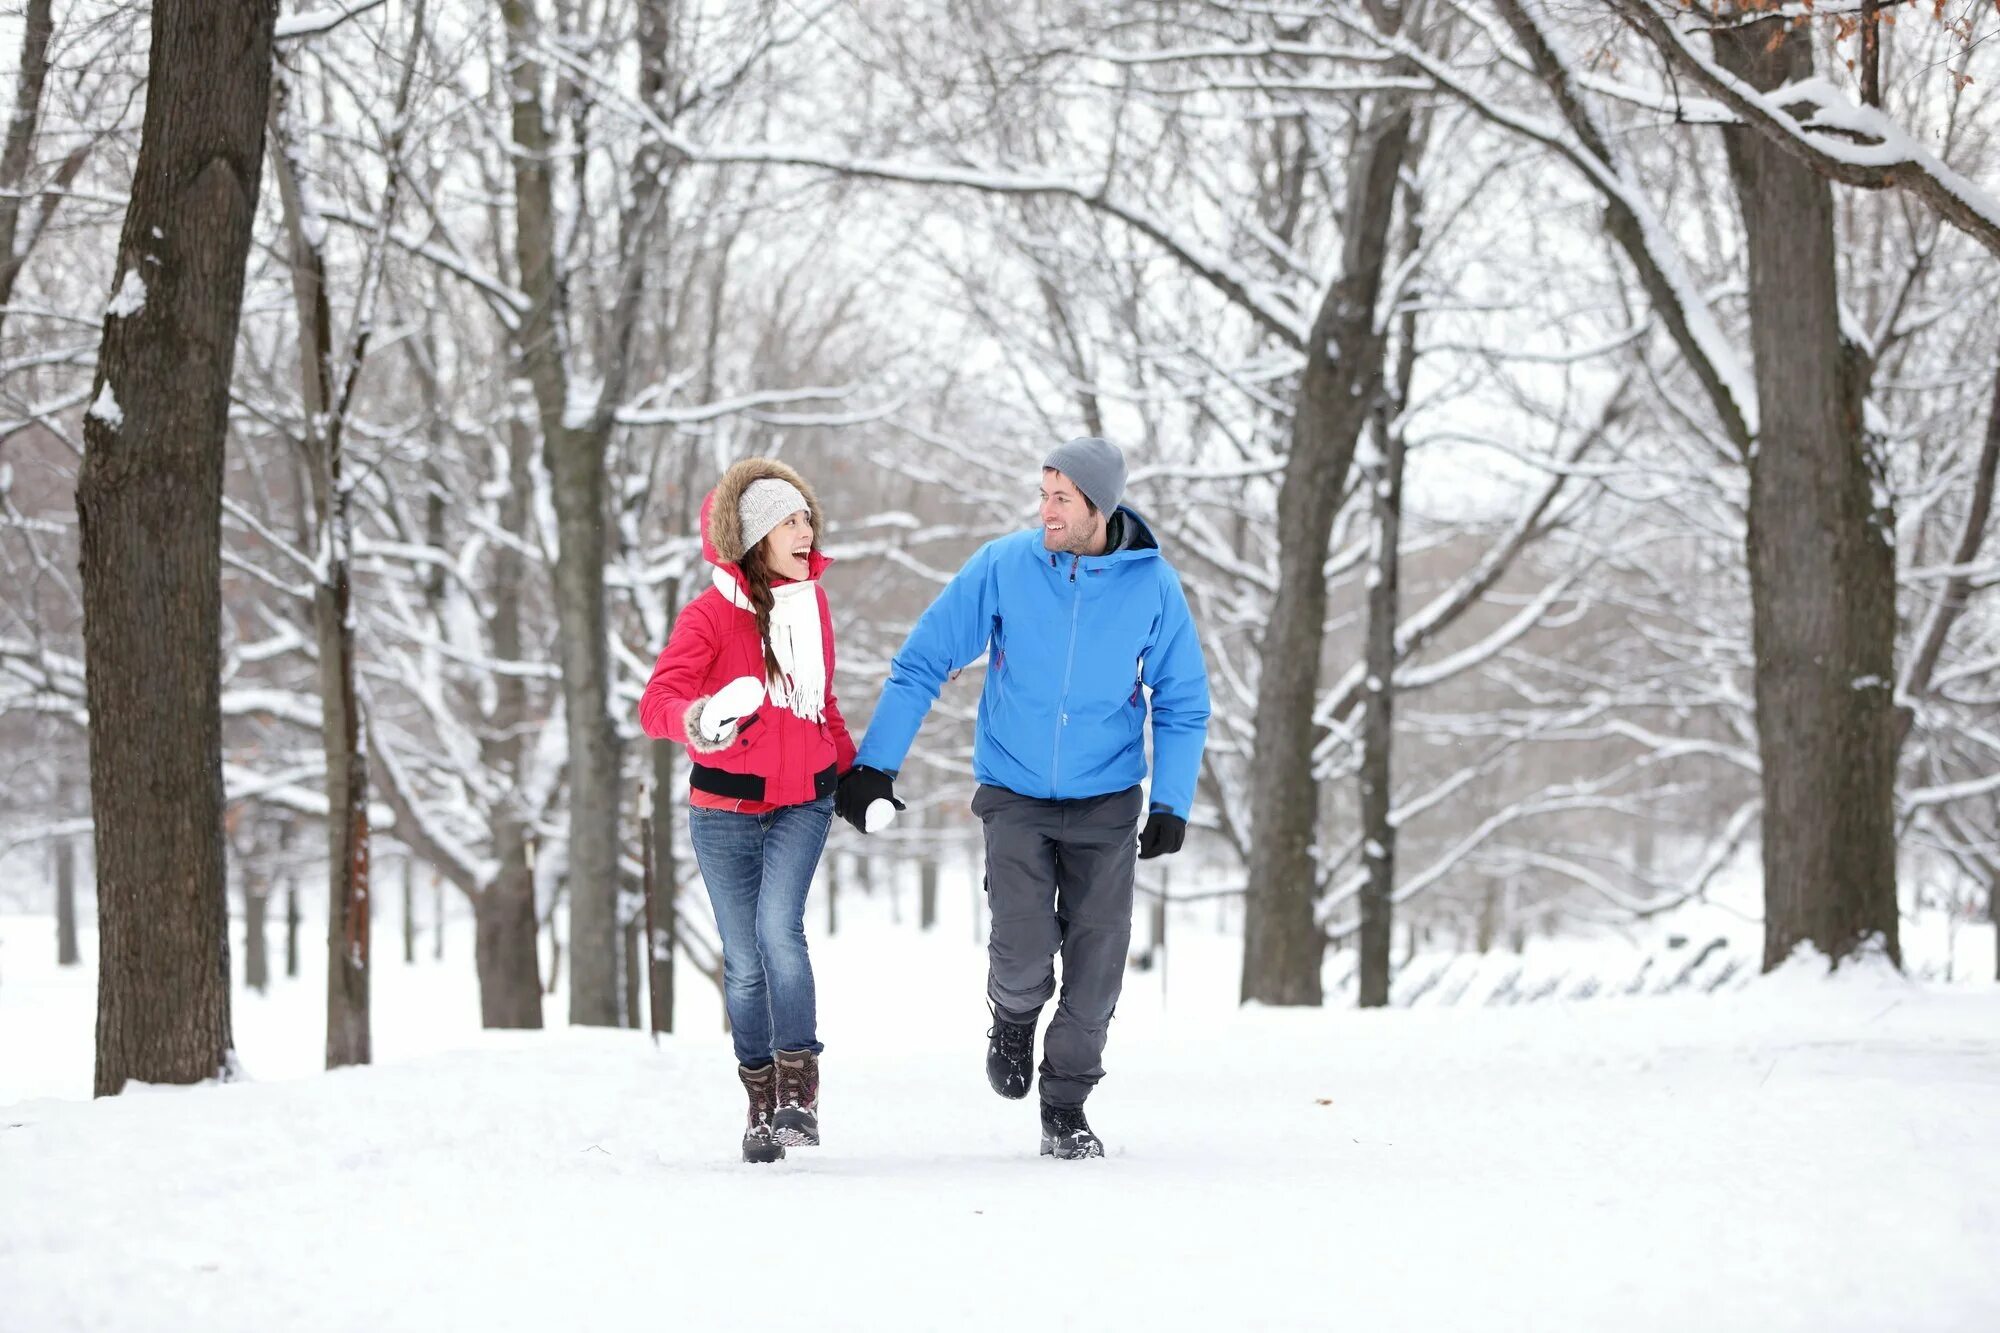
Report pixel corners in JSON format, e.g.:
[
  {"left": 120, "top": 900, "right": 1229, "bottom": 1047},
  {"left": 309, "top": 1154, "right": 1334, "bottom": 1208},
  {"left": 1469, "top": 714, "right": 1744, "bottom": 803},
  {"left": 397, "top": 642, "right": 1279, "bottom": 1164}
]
[{"left": 699, "top": 457, "right": 830, "bottom": 578}]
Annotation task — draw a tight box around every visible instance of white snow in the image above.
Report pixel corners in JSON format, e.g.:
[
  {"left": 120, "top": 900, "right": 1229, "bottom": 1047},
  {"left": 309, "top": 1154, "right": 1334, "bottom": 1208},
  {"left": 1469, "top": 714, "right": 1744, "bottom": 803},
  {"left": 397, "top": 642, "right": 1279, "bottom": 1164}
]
[
  {"left": 3, "top": 899, "right": 1995, "bottom": 1332},
  {"left": 85, "top": 382, "right": 122, "bottom": 429},
  {"left": 103, "top": 270, "right": 145, "bottom": 320}
]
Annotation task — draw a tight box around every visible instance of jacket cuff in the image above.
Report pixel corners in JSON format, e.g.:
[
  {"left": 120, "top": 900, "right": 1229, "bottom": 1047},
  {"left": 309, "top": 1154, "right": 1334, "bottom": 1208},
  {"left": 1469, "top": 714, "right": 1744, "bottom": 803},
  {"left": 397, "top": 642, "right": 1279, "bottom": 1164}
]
[{"left": 682, "top": 696, "right": 733, "bottom": 754}]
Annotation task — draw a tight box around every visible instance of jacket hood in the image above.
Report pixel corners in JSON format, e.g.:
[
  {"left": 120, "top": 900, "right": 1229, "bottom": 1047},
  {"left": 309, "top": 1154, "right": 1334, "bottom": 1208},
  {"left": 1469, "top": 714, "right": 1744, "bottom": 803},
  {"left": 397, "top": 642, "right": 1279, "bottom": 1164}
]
[
  {"left": 1041, "top": 504, "right": 1161, "bottom": 570},
  {"left": 699, "top": 457, "right": 831, "bottom": 584}
]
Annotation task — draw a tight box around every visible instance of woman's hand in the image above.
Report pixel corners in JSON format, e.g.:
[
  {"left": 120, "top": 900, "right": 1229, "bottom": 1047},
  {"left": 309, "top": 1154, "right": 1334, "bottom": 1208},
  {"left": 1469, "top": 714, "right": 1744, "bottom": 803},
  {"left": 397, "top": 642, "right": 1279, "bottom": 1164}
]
[{"left": 688, "top": 675, "right": 767, "bottom": 747}]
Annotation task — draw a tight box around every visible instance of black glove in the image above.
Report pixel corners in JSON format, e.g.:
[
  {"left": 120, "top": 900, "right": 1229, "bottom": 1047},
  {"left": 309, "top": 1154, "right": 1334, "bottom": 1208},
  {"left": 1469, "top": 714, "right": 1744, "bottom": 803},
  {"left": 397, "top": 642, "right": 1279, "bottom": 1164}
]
[
  {"left": 1137, "top": 807, "right": 1186, "bottom": 860},
  {"left": 834, "top": 765, "right": 903, "bottom": 833}
]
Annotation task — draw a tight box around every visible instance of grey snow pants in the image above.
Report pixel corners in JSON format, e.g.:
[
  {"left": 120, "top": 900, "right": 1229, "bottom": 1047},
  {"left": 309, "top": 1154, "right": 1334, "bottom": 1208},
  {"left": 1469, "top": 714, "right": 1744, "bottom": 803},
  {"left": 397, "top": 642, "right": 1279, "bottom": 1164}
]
[{"left": 972, "top": 782, "right": 1143, "bottom": 1108}]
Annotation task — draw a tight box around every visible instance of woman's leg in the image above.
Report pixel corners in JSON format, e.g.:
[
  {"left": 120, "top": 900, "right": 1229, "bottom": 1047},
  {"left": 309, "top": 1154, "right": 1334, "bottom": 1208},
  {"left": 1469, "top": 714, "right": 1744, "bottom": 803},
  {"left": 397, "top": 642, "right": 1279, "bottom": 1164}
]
[
  {"left": 688, "top": 806, "right": 774, "bottom": 1067},
  {"left": 756, "top": 794, "right": 834, "bottom": 1055}
]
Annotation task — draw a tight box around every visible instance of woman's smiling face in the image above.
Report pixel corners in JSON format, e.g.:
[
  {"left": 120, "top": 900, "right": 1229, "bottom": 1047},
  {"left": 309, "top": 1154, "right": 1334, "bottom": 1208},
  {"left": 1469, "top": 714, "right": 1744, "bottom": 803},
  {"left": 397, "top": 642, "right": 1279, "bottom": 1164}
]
[{"left": 759, "top": 509, "right": 814, "bottom": 580}]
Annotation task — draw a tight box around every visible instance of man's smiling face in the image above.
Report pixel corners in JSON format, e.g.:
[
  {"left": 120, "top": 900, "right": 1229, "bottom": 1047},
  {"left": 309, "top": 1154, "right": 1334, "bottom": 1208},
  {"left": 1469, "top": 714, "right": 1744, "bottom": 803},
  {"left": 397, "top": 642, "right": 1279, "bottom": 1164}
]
[{"left": 1040, "top": 468, "right": 1103, "bottom": 555}]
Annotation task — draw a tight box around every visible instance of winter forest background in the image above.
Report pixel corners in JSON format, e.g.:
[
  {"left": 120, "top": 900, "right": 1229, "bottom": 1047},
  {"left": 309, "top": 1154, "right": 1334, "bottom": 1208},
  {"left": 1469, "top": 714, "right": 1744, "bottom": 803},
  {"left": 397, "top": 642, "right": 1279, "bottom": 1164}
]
[{"left": 2, "top": 2, "right": 2000, "bottom": 1324}]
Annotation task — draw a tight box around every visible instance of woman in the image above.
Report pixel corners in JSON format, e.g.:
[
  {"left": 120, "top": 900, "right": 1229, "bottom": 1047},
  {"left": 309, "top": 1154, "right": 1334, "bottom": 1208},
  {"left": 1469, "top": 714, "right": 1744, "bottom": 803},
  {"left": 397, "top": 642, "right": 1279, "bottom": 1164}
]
[{"left": 639, "top": 458, "right": 854, "bottom": 1164}]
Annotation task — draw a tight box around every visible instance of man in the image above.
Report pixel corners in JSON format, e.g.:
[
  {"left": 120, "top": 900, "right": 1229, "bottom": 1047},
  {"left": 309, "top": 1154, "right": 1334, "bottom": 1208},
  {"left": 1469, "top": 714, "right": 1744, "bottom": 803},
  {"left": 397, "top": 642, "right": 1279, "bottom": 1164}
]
[{"left": 835, "top": 437, "right": 1210, "bottom": 1159}]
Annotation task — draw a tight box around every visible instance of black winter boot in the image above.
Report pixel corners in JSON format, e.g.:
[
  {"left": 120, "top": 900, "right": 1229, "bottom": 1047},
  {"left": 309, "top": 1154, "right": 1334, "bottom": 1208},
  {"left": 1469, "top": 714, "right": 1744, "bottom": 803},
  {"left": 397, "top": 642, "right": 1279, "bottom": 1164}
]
[
  {"left": 773, "top": 1048, "right": 820, "bottom": 1147},
  {"left": 1039, "top": 1100, "right": 1104, "bottom": 1159},
  {"left": 986, "top": 1007, "right": 1035, "bottom": 1100},
  {"left": 738, "top": 1062, "right": 784, "bottom": 1164}
]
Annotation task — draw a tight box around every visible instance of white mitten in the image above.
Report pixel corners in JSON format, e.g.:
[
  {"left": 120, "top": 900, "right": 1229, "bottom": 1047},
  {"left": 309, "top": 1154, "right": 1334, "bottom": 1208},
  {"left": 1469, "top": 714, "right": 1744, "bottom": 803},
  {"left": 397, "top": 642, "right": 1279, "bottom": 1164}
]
[{"left": 699, "top": 675, "right": 767, "bottom": 743}]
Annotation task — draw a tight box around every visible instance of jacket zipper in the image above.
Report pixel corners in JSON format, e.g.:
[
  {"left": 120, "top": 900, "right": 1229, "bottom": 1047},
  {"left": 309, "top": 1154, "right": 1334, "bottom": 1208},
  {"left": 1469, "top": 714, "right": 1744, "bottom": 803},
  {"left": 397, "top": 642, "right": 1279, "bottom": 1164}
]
[{"left": 1050, "top": 555, "right": 1082, "bottom": 794}]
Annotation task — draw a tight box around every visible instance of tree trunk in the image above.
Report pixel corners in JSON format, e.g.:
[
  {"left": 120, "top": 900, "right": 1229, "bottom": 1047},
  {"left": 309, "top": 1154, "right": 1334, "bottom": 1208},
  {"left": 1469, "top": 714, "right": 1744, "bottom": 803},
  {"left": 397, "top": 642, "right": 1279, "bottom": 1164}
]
[
  {"left": 53, "top": 830, "right": 79, "bottom": 967},
  {"left": 919, "top": 809, "right": 939, "bottom": 932},
  {"left": 1240, "top": 96, "right": 1412, "bottom": 1006},
  {"left": 1356, "top": 416, "right": 1406, "bottom": 1009},
  {"left": 316, "top": 483, "right": 370, "bottom": 1067},
  {"left": 285, "top": 879, "right": 301, "bottom": 979},
  {"left": 826, "top": 853, "right": 841, "bottom": 936},
  {"left": 500, "top": 0, "right": 621, "bottom": 1027},
  {"left": 474, "top": 846, "right": 544, "bottom": 1029},
  {"left": 544, "top": 879, "right": 565, "bottom": 996},
  {"left": 649, "top": 736, "right": 678, "bottom": 1034},
  {"left": 270, "top": 61, "right": 384, "bottom": 1069},
  {"left": 243, "top": 867, "right": 269, "bottom": 994},
  {"left": 470, "top": 412, "right": 543, "bottom": 1027},
  {"left": 77, "top": 0, "right": 275, "bottom": 1097},
  {"left": 1715, "top": 18, "right": 1900, "bottom": 972},
  {"left": 0, "top": 0, "right": 59, "bottom": 340},
  {"left": 403, "top": 857, "right": 416, "bottom": 965},
  {"left": 623, "top": 909, "right": 642, "bottom": 1030}
]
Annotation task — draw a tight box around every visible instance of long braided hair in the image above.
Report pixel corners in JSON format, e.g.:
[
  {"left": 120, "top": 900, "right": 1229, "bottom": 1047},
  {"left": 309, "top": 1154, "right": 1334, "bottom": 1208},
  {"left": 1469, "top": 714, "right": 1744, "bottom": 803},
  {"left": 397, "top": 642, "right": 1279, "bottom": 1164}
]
[{"left": 736, "top": 541, "right": 786, "bottom": 685}]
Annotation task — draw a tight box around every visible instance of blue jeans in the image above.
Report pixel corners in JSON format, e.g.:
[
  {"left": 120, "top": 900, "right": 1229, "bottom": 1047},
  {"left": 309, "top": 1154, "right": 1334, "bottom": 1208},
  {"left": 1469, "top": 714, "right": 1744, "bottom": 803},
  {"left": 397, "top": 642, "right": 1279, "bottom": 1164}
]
[{"left": 687, "top": 794, "right": 833, "bottom": 1068}]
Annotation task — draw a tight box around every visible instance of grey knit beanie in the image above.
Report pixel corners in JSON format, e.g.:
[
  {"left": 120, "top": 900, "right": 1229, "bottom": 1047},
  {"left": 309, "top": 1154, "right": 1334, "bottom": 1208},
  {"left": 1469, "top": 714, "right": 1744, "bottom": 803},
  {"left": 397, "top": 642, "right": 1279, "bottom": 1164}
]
[
  {"left": 1042, "top": 437, "right": 1127, "bottom": 514},
  {"left": 737, "top": 477, "right": 810, "bottom": 556}
]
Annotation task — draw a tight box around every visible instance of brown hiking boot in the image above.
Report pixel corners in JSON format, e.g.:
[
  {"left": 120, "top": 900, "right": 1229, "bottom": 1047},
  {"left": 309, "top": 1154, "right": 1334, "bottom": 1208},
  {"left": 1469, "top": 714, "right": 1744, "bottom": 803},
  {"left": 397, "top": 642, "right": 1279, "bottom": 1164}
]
[
  {"left": 773, "top": 1048, "right": 820, "bottom": 1147},
  {"left": 738, "top": 1062, "right": 784, "bottom": 1164}
]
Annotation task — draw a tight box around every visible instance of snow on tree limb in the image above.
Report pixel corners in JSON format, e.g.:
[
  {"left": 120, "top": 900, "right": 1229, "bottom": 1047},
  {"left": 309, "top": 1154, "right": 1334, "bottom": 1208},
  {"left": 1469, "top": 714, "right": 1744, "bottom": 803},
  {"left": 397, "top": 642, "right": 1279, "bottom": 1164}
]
[
  {"left": 1612, "top": 0, "right": 2000, "bottom": 257},
  {"left": 274, "top": 1, "right": 390, "bottom": 43}
]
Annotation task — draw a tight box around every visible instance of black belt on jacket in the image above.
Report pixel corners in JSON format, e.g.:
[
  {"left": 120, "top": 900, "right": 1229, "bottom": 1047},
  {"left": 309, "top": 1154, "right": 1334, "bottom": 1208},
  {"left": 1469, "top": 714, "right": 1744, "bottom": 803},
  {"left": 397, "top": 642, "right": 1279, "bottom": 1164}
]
[{"left": 689, "top": 760, "right": 839, "bottom": 804}]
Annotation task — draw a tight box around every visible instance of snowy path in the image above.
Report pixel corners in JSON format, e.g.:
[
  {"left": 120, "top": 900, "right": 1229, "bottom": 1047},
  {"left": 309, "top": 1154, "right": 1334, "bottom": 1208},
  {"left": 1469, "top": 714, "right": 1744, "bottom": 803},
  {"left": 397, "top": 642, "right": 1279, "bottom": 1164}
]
[{"left": 6, "top": 953, "right": 1998, "bottom": 1333}]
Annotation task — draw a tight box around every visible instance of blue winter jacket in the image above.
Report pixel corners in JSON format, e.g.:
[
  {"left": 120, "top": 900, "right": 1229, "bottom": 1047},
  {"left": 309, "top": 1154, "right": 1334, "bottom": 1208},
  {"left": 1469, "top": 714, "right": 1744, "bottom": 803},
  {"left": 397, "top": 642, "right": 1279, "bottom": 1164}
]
[{"left": 854, "top": 507, "right": 1211, "bottom": 817}]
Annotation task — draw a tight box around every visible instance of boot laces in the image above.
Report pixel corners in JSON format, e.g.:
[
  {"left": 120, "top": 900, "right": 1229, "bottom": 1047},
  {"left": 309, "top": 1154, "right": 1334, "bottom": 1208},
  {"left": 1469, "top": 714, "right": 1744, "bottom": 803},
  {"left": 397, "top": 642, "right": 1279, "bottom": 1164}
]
[
  {"left": 775, "top": 1052, "right": 817, "bottom": 1110},
  {"left": 989, "top": 1018, "right": 1033, "bottom": 1064},
  {"left": 1045, "top": 1104, "right": 1091, "bottom": 1140}
]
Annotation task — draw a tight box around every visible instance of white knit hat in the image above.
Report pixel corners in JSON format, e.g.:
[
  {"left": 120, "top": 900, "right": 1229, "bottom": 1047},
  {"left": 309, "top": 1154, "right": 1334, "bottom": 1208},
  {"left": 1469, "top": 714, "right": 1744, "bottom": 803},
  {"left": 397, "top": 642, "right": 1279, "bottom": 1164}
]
[{"left": 737, "top": 477, "right": 810, "bottom": 556}]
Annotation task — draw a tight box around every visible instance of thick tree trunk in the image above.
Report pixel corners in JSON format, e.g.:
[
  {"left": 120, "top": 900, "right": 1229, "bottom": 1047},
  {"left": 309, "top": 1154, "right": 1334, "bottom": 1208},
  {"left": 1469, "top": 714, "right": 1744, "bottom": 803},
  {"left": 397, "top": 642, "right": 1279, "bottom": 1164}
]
[
  {"left": 474, "top": 414, "right": 543, "bottom": 1028},
  {"left": 53, "top": 830, "right": 78, "bottom": 967},
  {"left": 1240, "top": 97, "right": 1412, "bottom": 1006},
  {"left": 77, "top": 0, "right": 275, "bottom": 1097},
  {"left": 500, "top": 0, "right": 621, "bottom": 1027},
  {"left": 1356, "top": 419, "right": 1406, "bottom": 1009},
  {"left": 1715, "top": 19, "right": 1900, "bottom": 972},
  {"left": 474, "top": 844, "right": 544, "bottom": 1029},
  {"left": 550, "top": 448, "right": 621, "bottom": 1026}
]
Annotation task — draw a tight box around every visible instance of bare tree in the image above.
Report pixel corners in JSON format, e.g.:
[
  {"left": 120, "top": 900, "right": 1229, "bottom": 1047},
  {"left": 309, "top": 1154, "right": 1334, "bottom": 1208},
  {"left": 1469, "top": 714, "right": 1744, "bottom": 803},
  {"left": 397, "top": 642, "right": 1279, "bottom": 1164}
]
[
  {"left": 1714, "top": 14, "right": 1900, "bottom": 969},
  {"left": 78, "top": 0, "right": 278, "bottom": 1096}
]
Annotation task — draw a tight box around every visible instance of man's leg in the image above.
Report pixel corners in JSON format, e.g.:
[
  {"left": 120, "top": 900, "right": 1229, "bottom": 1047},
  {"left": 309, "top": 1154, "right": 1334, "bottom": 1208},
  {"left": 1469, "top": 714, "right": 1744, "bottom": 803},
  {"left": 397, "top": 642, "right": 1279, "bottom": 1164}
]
[
  {"left": 1040, "top": 785, "right": 1144, "bottom": 1108},
  {"left": 971, "top": 784, "right": 1061, "bottom": 1021}
]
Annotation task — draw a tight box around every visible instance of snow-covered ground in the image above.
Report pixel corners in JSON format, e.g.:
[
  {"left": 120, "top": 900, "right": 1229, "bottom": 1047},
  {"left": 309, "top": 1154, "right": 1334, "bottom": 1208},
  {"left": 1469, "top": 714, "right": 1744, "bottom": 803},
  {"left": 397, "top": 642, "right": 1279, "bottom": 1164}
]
[{"left": 4, "top": 880, "right": 1998, "bottom": 1332}]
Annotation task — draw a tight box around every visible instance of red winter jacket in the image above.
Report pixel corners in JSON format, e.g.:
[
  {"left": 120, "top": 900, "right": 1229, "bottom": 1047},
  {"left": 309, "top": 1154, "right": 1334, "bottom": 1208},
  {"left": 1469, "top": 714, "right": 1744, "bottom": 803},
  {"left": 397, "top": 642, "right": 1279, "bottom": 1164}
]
[{"left": 638, "top": 483, "right": 855, "bottom": 812}]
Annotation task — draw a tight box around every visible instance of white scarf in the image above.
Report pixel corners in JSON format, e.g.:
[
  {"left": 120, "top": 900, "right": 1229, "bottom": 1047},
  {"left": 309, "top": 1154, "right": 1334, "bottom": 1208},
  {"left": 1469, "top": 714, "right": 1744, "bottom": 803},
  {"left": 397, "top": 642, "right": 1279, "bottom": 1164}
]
[{"left": 712, "top": 567, "right": 827, "bottom": 723}]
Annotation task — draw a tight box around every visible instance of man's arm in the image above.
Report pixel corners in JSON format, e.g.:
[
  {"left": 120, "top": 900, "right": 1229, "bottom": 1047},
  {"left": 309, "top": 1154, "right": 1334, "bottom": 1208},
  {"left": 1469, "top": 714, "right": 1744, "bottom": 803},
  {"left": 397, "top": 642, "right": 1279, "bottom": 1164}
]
[
  {"left": 1143, "top": 565, "right": 1211, "bottom": 819},
  {"left": 853, "top": 540, "right": 1002, "bottom": 775}
]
